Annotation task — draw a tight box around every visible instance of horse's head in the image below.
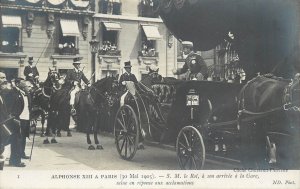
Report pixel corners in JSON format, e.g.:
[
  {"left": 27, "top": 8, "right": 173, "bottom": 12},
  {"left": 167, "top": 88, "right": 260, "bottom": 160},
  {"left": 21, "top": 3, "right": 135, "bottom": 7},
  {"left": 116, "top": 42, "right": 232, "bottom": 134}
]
[
  {"left": 91, "top": 76, "right": 120, "bottom": 107},
  {"left": 48, "top": 68, "right": 60, "bottom": 83},
  {"left": 148, "top": 65, "right": 162, "bottom": 83}
]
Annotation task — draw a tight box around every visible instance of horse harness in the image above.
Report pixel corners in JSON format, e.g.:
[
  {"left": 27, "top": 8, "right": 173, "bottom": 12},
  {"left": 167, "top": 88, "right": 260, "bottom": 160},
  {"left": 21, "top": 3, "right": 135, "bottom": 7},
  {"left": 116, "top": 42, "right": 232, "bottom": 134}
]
[{"left": 238, "top": 74, "right": 300, "bottom": 127}]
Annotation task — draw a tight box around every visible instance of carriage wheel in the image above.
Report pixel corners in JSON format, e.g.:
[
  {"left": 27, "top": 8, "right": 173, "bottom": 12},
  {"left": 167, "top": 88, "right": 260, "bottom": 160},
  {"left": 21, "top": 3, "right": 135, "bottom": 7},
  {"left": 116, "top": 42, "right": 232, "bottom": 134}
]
[
  {"left": 114, "top": 105, "right": 139, "bottom": 160},
  {"left": 176, "top": 126, "right": 205, "bottom": 170}
]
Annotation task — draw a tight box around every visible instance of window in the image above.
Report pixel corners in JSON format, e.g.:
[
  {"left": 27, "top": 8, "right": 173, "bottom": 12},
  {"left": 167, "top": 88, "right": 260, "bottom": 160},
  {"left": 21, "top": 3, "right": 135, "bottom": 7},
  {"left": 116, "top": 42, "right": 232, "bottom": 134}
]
[
  {"left": 57, "top": 19, "right": 80, "bottom": 55},
  {"left": 99, "top": 0, "right": 121, "bottom": 15},
  {"left": 140, "top": 25, "right": 161, "bottom": 57},
  {"left": 0, "top": 15, "right": 22, "bottom": 53},
  {"left": 99, "top": 22, "right": 121, "bottom": 56},
  {"left": 101, "top": 70, "right": 118, "bottom": 78},
  {"left": 139, "top": 0, "right": 159, "bottom": 18},
  {"left": 0, "top": 68, "right": 18, "bottom": 81}
]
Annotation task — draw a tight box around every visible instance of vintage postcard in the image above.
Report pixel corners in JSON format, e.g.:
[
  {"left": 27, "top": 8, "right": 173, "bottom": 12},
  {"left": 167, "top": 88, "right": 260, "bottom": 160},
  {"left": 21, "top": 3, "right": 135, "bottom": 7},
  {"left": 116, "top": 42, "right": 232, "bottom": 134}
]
[{"left": 0, "top": 0, "right": 299, "bottom": 188}]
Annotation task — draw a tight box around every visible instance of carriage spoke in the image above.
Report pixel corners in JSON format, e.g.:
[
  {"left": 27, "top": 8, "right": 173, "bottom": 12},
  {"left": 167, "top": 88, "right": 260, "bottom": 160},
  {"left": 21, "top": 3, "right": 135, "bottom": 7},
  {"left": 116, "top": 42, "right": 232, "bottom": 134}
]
[
  {"left": 182, "top": 155, "right": 190, "bottom": 169},
  {"left": 117, "top": 118, "right": 126, "bottom": 130},
  {"left": 188, "top": 156, "right": 193, "bottom": 169},
  {"left": 127, "top": 135, "right": 135, "bottom": 145},
  {"left": 127, "top": 136, "right": 133, "bottom": 155},
  {"left": 178, "top": 141, "right": 188, "bottom": 150},
  {"left": 124, "top": 136, "right": 128, "bottom": 158},
  {"left": 120, "top": 110, "right": 127, "bottom": 129},
  {"left": 120, "top": 136, "right": 126, "bottom": 153},
  {"left": 182, "top": 132, "right": 190, "bottom": 148},
  {"left": 191, "top": 156, "right": 197, "bottom": 169}
]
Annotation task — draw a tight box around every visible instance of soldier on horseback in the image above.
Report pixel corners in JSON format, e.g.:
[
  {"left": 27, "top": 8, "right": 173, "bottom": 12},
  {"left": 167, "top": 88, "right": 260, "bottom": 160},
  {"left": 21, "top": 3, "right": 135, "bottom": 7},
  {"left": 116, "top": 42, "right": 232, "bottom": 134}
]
[
  {"left": 173, "top": 41, "right": 208, "bottom": 80},
  {"left": 24, "top": 57, "right": 39, "bottom": 87},
  {"left": 66, "top": 57, "right": 90, "bottom": 115}
]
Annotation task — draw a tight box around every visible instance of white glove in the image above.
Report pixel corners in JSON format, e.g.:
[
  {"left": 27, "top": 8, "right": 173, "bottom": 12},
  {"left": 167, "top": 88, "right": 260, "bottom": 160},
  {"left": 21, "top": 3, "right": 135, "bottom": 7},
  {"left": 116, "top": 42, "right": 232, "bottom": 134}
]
[
  {"left": 28, "top": 73, "right": 33, "bottom": 77},
  {"left": 122, "top": 81, "right": 126, "bottom": 85},
  {"left": 35, "top": 76, "right": 39, "bottom": 78},
  {"left": 172, "top": 68, "right": 177, "bottom": 75},
  {"left": 87, "top": 83, "right": 91, "bottom": 87}
]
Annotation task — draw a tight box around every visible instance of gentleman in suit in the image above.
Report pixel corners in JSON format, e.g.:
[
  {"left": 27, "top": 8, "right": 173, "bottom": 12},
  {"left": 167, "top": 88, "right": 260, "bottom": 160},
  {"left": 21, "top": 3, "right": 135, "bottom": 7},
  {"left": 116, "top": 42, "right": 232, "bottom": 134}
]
[
  {"left": 66, "top": 57, "right": 90, "bottom": 114},
  {"left": 0, "top": 72, "right": 25, "bottom": 167},
  {"left": 119, "top": 61, "right": 138, "bottom": 85},
  {"left": 13, "top": 80, "right": 32, "bottom": 160},
  {"left": 24, "top": 57, "right": 39, "bottom": 86},
  {"left": 173, "top": 41, "right": 208, "bottom": 80}
]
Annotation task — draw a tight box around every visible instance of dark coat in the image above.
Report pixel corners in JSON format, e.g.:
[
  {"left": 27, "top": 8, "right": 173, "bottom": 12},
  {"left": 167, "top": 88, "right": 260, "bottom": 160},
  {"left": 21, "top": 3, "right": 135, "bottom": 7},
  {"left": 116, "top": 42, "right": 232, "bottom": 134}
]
[
  {"left": 65, "top": 68, "right": 89, "bottom": 86},
  {"left": 24, "top": 65, "right": 39, "bottom": 81},
  {"left": 119, "top": 72, "right": 138, "bottom": 85},
  {"left": 176, "top": 52, "right": 208, "bottom": 79}
]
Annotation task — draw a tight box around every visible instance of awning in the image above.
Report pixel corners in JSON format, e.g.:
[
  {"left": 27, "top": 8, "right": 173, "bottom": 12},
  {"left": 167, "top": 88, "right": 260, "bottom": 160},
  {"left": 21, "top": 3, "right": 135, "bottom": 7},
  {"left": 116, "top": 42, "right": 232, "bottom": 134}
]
[
  {"left": 142, "top": 25, "right": 161, "bottom": 40},
  {"left": 1, "top": 15, "right": 22, "bottom": 28},
  {"left": 70, "top": 0, "right": 89, "bottom": 8},
  {"left": 103, "top": 22, "right": 122, "bottom": 31},
  {"left": 60, "top": 19, "right": 80, "bottom": 36}
]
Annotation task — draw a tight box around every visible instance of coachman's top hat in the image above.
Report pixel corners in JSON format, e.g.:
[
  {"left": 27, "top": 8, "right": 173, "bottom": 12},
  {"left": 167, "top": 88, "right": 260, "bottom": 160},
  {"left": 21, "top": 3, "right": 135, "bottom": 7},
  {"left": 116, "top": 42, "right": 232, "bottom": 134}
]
[
  {"left": 28, "top": 56, "right": 34, "bottom": 63},
  {"left": 73, "top": 57, "right": 81, "bottom": 64},
  {"left": 124, "top": 61, "right": 132, "bottom": 68}
]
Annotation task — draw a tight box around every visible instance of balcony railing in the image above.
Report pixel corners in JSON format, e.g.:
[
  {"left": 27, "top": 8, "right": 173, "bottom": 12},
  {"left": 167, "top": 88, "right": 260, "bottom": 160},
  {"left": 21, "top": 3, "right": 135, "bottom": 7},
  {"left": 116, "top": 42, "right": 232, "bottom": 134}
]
[
  {"left": 0, "top": 45, "right": 23, "bottom": 53},
  {"left": 98, "top": 49, "right": 121, "bottom": 56},
  {"left": 138, "top": 50, "right": 158, "bottom": 57},
  {"left": 55, "top": 47, "right": 79, "bottom": 55},
  {"left": 139, "top": 4, "right": 159, "bottom": 18}
]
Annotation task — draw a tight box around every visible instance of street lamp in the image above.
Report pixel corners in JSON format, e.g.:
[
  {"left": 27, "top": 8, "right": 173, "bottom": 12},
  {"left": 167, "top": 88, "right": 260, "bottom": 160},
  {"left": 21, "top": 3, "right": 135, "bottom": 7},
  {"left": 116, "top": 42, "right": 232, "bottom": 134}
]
[{"left": 89, "top": 35, "right": 99, "bottom": 82}]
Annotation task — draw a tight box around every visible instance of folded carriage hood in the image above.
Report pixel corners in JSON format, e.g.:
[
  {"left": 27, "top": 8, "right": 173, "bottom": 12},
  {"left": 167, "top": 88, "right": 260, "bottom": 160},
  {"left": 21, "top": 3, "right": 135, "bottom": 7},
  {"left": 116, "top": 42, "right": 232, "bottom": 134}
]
[{"left": 158, "top": 0, "right": 300, "bottom": 78}]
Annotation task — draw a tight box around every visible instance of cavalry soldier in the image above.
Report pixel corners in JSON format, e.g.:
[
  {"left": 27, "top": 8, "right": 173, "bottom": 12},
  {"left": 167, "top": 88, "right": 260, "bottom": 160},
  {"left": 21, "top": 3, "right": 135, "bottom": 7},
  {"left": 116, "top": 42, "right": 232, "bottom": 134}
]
[
  {"left": 119, "top": 61, "right": 138, "bottom": 85},
  {"left": 24, "top": 57, "right": 39, "bottom": 86},
  {"left": 66, "top": 57, "right": 90, "bottom": 114},
  {"left": 173, "top": 41, "right": 208, "bottom": 80}
]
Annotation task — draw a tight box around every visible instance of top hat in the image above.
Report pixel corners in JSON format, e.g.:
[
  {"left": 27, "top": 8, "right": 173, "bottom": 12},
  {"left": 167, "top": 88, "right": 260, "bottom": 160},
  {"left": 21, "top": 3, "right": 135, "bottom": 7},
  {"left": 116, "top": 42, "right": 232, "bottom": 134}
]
[
  {"left": 28, "top": 57, "right": 34, "bottom": 63},
  {"left": 73, "top": 57, "right": 81, "bottom": 64},
  {"left": 124, "top": 61, "right": 132, "bottom": 68},
  {"left": 182, "top": 41, "right": 193, "bottom": 47}
]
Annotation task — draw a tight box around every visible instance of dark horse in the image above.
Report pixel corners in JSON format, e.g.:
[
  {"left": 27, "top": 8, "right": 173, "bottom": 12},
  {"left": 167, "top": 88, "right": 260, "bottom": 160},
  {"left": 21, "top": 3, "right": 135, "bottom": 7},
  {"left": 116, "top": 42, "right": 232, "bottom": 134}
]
[
  {"left": 238, "top": 74, "right": 300, "bottom": 169},
  {"left": 76, "top": 77, "right": 119, "bottom": 150},
  {"left": 30, "top": 68, "right": 61, "bottom": 137}
]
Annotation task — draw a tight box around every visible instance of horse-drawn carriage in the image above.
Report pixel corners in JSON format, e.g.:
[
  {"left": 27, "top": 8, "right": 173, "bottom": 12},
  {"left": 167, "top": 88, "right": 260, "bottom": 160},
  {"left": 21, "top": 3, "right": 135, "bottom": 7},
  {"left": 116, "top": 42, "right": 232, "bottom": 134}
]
[{"left": 113, "top": 74, "right": 300, "bottom": 170}]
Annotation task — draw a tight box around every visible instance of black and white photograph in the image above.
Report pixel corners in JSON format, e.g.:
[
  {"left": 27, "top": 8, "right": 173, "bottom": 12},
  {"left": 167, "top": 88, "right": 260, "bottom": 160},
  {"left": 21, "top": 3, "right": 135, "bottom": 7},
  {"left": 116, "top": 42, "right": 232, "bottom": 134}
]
[{"left": 0, "top": 0, "right": 299, "bottom": 188}]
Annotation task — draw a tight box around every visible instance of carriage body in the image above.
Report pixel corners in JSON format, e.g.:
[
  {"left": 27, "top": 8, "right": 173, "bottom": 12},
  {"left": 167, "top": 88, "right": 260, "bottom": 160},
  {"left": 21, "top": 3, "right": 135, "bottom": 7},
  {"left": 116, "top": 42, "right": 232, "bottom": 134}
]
[{"left": 113, "top": 80, "right": 244, "bottom": 168}]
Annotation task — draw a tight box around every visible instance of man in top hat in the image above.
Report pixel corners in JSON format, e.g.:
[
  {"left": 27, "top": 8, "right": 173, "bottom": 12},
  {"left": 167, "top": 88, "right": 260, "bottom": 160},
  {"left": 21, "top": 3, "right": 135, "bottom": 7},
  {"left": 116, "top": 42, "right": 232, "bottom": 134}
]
[
  {"left": 0, "top": 72, "right": 26, "bottom": 167},
  {"left": 24, "top": 57, "right": 39, "bottom": 86},
  {"left": 119, "top": 61, "right": 138, "bottom": 85},
  {"left": 65, "top": 57, "right": 90, "bottom": 114},
  {"left": 173, "top": 41, "right": 208, "bottom": 80}
]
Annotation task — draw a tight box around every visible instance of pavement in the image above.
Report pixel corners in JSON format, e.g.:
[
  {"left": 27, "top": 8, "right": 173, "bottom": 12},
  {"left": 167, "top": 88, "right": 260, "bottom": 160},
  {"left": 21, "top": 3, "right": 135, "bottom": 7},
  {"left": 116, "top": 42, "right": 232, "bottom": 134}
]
[{"left": 1, "top": 118, "right": 242, "bottom": 170}]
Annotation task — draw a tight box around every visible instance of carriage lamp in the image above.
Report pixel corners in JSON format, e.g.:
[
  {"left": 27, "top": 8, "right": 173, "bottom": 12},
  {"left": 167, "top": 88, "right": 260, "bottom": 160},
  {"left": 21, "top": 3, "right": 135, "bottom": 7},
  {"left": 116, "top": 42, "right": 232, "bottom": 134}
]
[
  {"left": 89, "top": 35, "right": 99, "bottom": 54},
  {"left": 186, "top": 89, "right": 199, "bottom": 121}
]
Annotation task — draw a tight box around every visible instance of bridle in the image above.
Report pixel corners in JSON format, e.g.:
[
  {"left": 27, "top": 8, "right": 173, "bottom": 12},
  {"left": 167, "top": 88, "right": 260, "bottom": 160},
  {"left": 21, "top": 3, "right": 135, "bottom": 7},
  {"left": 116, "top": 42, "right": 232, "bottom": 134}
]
[{"left": 283, "top": 75, "right": 300, "bottom": 112}]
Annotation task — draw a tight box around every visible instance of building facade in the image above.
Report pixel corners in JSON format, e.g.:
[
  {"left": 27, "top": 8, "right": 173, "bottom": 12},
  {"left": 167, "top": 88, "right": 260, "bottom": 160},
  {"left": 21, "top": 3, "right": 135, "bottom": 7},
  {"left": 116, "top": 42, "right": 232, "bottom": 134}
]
[
  {"left": 93, "top": 0, "right": 177, "bottom": 81},
  {"left": 0, "top": 0, "right": 94, "bottom": 81}
]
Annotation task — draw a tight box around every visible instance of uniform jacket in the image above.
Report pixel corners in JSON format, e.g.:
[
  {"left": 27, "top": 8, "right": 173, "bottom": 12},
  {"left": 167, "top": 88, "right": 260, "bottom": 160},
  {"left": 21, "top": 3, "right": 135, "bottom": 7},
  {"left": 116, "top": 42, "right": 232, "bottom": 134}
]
[
  {"left": 24, "top": 66, "right": 39, "bottom": 81},
  {"left": 176, "top": 52, "right": 208, "bottom": 79},
  {"left": 119, "top": 72, "right": 138, "bottom": 85},
  {"left": 65, "top": 68, "right": 89, "bottom": 86}
]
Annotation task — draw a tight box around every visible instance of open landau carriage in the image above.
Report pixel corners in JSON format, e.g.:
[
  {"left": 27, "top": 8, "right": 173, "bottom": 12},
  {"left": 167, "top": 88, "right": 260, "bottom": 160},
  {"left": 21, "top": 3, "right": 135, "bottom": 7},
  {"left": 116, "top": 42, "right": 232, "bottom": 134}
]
[{"left": 113, "top": 77, "right": 300, "bottom": 170}]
